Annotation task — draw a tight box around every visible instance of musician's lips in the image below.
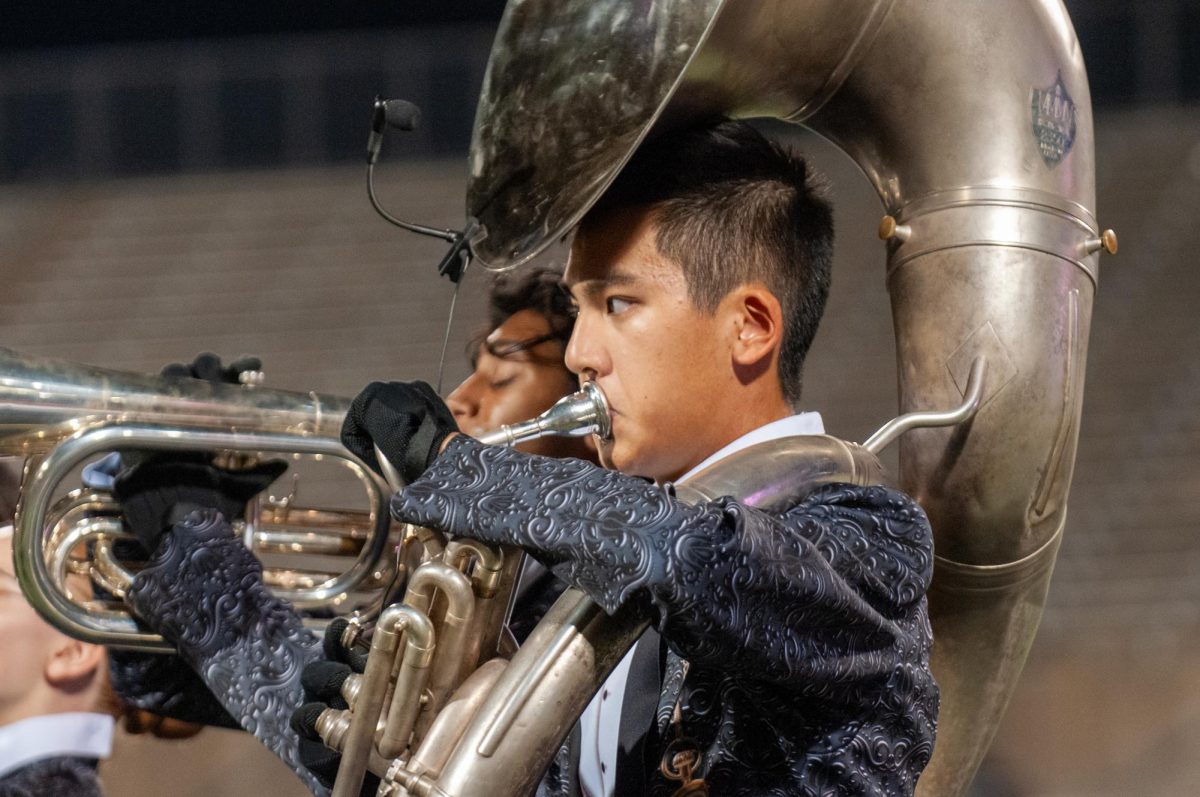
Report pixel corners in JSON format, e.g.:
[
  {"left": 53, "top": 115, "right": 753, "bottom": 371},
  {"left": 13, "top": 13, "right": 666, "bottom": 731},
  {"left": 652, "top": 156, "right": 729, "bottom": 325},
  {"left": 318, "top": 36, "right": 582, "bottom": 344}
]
[{"left": 602, "top": 407, "right": 620, "bottom": 439}]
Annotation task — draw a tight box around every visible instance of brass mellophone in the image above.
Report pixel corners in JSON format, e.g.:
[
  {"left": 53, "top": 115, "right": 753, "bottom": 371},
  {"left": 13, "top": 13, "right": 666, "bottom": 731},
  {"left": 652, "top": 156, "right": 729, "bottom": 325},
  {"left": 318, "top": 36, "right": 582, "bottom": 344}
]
[{"left": 0, "top": 347, "right": 609, "bottom": 653}]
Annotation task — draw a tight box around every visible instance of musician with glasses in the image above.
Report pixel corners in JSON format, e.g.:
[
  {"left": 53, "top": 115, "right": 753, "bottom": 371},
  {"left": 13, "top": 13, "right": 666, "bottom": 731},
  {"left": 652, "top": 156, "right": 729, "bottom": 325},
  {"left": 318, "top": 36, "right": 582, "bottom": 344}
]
[
  {"left": 447, "top": 263, "right": 595, "bottom": 464},
  {"left": 337, "top": 120, "right": 938, "bottom": 796}
]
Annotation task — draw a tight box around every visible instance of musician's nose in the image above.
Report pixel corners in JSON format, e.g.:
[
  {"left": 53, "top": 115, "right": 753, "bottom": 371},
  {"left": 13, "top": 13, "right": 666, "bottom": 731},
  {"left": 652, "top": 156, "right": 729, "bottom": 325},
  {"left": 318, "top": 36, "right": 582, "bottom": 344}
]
[
  {"left": 564, "top": 310, "right": 609, "bottom": 381},
  {"left": 446, "top": 372, "right": 482, "bottom": 426}
]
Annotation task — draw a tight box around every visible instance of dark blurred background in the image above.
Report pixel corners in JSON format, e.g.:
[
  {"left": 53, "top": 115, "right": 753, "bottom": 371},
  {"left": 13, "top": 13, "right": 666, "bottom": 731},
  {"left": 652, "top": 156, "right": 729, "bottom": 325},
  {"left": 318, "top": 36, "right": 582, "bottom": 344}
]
[
  {"left": 1, "top": 2, "right": 1198, "bottom": 795},
  {"left": 1, "top": 2, "right": 1197, "bottom": 181}
]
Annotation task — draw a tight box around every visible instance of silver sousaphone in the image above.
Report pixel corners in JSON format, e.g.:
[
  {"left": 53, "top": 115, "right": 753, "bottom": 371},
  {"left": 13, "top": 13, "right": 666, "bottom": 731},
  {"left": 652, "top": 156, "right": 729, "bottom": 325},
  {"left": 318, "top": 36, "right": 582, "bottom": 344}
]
[{"left": 452, "top": 1, "right": 1113, "bottom": 795}]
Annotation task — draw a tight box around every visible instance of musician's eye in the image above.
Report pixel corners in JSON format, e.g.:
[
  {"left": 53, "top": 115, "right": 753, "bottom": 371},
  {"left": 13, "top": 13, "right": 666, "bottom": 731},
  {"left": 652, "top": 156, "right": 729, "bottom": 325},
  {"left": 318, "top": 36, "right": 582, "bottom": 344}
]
[
  {"left": 606, "top": 296, "right": 634, "bottom": 315},
  {"left": 490, "top": 376, "right": 517, "bottom": 390}
]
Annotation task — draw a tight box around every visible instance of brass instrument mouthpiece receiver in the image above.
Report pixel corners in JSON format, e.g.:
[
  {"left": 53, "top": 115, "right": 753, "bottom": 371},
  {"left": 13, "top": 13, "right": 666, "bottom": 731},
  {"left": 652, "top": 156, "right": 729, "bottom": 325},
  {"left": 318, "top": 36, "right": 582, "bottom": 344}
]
[
  {"left": 476, "top": 381, "right": 611, "bottom": 447},
  {"left": 375, "top": 381, "right": 611, "bottom": 490}
]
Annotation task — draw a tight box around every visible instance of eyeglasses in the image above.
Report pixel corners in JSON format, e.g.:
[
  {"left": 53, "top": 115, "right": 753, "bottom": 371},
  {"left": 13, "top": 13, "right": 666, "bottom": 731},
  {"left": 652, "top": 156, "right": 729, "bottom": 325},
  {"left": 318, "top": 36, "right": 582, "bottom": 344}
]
[{"left": 485, "top": 332, "right": 564, "bottom": 360}]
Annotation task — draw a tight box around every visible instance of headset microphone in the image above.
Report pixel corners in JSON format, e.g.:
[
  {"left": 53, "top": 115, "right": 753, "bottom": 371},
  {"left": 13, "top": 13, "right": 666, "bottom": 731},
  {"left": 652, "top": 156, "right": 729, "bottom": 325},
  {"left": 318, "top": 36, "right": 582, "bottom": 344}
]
[{"left": 367, "top": 97, "right": 422, "bottom": 165}]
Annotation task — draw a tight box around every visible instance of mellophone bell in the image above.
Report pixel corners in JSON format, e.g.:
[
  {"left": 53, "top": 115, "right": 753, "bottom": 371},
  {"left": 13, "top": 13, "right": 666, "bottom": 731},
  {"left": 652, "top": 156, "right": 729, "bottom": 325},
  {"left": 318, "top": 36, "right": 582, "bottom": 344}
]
[{"left": 4, "top": 0, "right": 1116, "bottom": 795}]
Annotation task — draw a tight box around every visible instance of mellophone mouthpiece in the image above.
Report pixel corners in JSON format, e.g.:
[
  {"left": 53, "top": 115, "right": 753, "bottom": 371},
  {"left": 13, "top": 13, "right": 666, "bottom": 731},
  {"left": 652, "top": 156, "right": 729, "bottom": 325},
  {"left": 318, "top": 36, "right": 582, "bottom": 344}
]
[{"left": 475, "top": 381, "right": 611, "bottom": 447}]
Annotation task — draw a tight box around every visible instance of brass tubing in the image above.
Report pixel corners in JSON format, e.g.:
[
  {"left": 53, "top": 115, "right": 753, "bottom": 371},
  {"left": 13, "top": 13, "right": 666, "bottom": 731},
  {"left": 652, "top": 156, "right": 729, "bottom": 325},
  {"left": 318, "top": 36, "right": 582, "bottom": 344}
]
[
  {"left": 378, "top": 621, "right": 440, "bottom": 758},
  {"left": 0, "top": 346, "right": 346, "bottom": 452},
  {"left": 476, "top": 594, "right": 603, "bottom": 757},
  {"left": 13, "top": 422, "right": 391, "bottom": 650},
  {"left": 46, "top": 516, "right": 117, "bottom": 594},
  {"left": 863, "top": 358, "right": 986, "bottom": 455},
  {"left": 40, "top": 487, "right": 380, "bottom": 618},
  {"left": 91, "top": 537, "right": 136, "bottom": 596},
  {"left": 430, "top": 589, "right": 648, "bottom": 796},
  {"left": 2, "top": 347, "right": 395, "bottom": 651},
  {"left": 44, "top": 517, "right": 133, "bottom": 625},
  {"left": 261, "top": 569, "right": 384, "bottom": 592},
  {"left": 332, "top": 603, "right": 435, "bottom": 797},
  {"left": 444, "top": 540, "right": 505, "bottom": 599},
  {"left": 443, "top": 538, "right": 521, "bottom": 671},
  {"left": 395, "top": 562, "right": 476, "bottom": 750},
  {"left": 411, "top": 525, "right": 447, "bottom": 559},
  {"left": 402, "top": 659, "right": 508, "bottom": 783},
  {"left": 252, "top": 526, "right": 368, "bottom": 556}
]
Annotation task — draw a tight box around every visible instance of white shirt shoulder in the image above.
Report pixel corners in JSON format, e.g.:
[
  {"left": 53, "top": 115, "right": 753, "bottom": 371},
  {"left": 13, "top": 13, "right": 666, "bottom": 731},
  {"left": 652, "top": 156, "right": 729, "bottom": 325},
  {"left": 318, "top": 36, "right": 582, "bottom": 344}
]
[{"left": 0, "top": 712, "right": 115, "bottom": 778}]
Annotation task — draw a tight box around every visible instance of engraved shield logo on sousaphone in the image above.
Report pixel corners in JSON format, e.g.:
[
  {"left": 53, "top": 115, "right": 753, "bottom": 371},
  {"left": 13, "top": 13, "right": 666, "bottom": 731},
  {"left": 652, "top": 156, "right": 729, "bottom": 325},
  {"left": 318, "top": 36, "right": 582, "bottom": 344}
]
[{"left": 1032, "top": 71, "right": 1078, "bottom": 169}]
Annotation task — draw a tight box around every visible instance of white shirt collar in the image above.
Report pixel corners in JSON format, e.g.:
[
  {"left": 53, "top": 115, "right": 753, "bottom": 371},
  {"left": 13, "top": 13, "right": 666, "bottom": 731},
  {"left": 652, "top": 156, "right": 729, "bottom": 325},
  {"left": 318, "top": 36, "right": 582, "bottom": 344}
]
[
  {"left": 0, "top": 713, "right": 115, "bottom": 777},
  {"left": 677, "top": 412, "right": 825, "bottom": 483}
]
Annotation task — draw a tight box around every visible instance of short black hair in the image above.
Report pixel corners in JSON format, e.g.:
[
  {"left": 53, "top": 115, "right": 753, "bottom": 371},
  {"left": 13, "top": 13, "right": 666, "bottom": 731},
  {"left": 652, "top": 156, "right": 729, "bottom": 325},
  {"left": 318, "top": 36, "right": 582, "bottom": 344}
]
[
  {"left": 468, "top": 262, "right": 576, "bottom": 367},
  {"left": 587, "top": 119, "right": 833, "bottom": 405},
  {"left": 486, "top": 262, "right": 575, "bottom": 344}
]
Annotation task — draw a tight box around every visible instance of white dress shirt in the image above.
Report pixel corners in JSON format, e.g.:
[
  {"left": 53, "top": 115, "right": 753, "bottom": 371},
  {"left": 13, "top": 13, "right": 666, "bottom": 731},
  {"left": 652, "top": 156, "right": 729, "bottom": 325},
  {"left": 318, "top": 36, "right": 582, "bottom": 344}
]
[
  {"left": 0, "top": 713, "right": 115, "bottom": 778},
  {"left": 577, "top": 412, "right": 825, "bottom": 797}
]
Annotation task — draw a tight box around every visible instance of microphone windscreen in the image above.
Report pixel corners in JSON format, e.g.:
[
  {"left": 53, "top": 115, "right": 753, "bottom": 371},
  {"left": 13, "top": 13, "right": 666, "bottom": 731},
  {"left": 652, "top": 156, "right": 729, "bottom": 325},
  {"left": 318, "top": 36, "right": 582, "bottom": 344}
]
[{"left": 384, "top": 100, "right": 421, "bottom": 132}]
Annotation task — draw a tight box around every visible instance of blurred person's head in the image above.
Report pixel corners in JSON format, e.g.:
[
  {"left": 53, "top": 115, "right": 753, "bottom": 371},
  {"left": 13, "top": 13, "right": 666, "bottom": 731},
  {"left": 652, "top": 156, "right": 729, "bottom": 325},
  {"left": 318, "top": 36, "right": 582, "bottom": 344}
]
[
  {"left": 0, "top": 476, "right": 200, "bottom": 739},
  {"left": 447, "top": 264, "right": 596, "bottom": 461},
  {"left": 0, "top": 527, "right": 107, "bottom": 726}
]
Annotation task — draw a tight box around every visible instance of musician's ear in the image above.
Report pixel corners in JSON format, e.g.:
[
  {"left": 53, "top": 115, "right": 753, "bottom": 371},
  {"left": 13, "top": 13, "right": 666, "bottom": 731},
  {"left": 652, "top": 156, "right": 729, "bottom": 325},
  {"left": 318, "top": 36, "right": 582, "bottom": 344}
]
[
  {"left": 726, "top": 283, "right": 783, "bottom": 376},
  {"left": 44, "top": 636, "right": 105, "bottom": 688}
]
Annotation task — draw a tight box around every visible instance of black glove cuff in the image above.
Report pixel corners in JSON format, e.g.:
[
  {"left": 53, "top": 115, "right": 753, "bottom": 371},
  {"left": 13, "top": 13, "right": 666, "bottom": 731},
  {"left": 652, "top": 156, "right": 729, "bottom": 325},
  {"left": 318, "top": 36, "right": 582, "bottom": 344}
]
[{"left": 402, "top": 413, "right": 453, "bottom": 484}]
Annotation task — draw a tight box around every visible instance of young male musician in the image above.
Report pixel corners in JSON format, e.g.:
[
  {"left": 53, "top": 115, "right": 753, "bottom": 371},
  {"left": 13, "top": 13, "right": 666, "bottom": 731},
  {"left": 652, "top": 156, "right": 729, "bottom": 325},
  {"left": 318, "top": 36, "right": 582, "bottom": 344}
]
[{"left": 340, "top": 120, "right": 938, "bottom": 796}]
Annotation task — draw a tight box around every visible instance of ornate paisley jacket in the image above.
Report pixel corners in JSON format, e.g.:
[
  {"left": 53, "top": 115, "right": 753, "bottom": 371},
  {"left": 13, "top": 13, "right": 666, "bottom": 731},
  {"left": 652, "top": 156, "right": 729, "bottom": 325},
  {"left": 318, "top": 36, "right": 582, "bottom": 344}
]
[
  {"left": 394, "top": 436, "right": 939, "bottom": 797},
  {"left": 110, "top": 510, "right": 328, "bottom": 796},
  {"left": 0, "top": 758, "right": 105, "bottom": 797},
  {"left": 112, "top": 433, "right": 937, "bottom": 797}
]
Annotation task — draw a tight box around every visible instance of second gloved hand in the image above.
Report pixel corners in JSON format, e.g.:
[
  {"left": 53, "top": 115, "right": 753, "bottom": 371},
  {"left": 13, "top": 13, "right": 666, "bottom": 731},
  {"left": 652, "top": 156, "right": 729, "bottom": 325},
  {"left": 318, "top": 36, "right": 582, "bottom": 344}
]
[
  {"left": 113, "top": 457, "right": 287, "bottom": 555},
  {"left": 111, "top": 351, "right": 286, "bottom": 554},
  {"left": 291, "top": 619, "right": 378, "bottom": 796},
  {"left": 340, "top": 381, "right": 458, "bottom": 485},
  {"left": 160, "top": 352, "right": 263, "bottom": 384}
]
